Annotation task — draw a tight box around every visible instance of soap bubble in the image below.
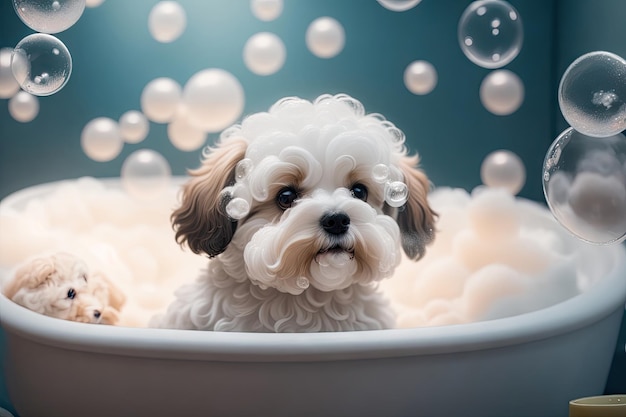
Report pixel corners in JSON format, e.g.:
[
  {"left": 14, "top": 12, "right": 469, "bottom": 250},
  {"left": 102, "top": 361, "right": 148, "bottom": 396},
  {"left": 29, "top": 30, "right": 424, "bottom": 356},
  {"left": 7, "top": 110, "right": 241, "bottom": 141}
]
[
  {"left": 558, "top": 51, "right": 626, "bottom": 138},
  {"left": 458, "top": 0, "right": 523, "bottom": 69},
  {"left": 480, "top": 149, "right": 526, "bottom": 195},
  {"left": 140, "top": 77, "right": 181, "bottom": 123},
  {"left": 372, "top": 164, "right": 389, "bottom": 183},
  {"left": 80, "top": 117, "right": 123, "bottom": 162},
  {"left": 296, "top": 276, "right": 310, "bottom": 290},
  {"left": 121, "top": 149, "right": 171, "bottom": 200},
  {"left": 0, "top": 48, "right": 20, "bottom": 99},
  {"left": 167, "top": 106, "right": 207, "bottom": 151},
  {"left": 385, "top": 181, "right": 409, "bottom": 207},
  {"left": 226, "top": 197, "right": 250, "bottom": 220},
  {"left": 118, "top": 110, "right": 149, "bottom": 144},
  {"left": 12, "top": 0, "right": 86, "bottom": 33},
  {"left": 182, "top": 68, "right": 245, "bottom": 133},
  {"left": 243, "top": 32, "right": 286, "bottom": 76},
  {"left": 11, "top": 33, "right": 72, "bottom": 96},
  {"left": 235, "top": 158, "right": 253, "bottom": 181},
  {"left": 306, "top": 17, "right": 345, "bottom": 59},
  {"left": 8, "top": 91, "right": 39, "bottom": 122},
  {"left": 376, "top": 0, "right": 422, "bottom": 12},
  {"left": 404, "top": 60, "right": 438, "bottom": 95},
  {"left": 479, "top": 69, "right": 524, "bottom": 115},
  {"left": 543, "top": 127, "right": 626, "bottom": 244},
  {"left": 148, "top": 1, "right": 186, "bottom": 43},
  {"left": 250, "top": 0, "right": 283, "bottom": 21},
  {"left": 85, "top": 0, "right": 105, "bottom": 7}
]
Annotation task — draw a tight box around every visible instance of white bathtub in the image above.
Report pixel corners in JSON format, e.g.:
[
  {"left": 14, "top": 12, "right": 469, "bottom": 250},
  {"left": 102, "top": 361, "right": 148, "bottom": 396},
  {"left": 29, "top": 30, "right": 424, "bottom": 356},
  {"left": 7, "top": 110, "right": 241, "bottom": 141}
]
[{"left": 0, "top": 180, "right": 625, "bottom": 417}]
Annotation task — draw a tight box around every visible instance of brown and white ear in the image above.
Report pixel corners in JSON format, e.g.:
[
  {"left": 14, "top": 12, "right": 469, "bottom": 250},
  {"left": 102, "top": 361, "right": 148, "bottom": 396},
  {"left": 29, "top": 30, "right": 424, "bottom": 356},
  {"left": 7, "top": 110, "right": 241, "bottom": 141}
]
[
  {"left": 389, "top": 155, "right": 437, "bottom": 260},
  {"left": 172, "top": 136, "right": 248, "bottom": 257},
  {"left": 3, "top": 257, "right": 55, "bottom": 299}
]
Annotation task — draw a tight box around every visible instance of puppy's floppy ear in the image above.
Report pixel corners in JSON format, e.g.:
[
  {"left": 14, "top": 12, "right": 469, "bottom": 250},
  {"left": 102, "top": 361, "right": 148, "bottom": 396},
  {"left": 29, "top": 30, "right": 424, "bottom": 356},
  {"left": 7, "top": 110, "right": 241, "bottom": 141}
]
[
  {"left": 3, "top": 257, "right": 55, "bottom": 299},
  {"left": 172, "top": 136, "right": 248, "bottom": 257},
  {"left": 91, "top": 271, "right": 126, "bottom": 311},
  {"left": 388, "top": 155, "right": 437, "bottom": 260}
]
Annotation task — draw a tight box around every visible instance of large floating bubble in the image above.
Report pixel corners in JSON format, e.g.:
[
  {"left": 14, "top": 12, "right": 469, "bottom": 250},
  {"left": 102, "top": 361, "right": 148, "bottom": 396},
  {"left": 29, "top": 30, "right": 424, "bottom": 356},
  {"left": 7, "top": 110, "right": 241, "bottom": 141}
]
[
  {"left": 543, "top": 127, "right": 626, "bottom": 244},
  {"left": 121, "top": 149, "right": 171, "bottom": 201},
  {"left": 8, "top": 91, "right": 39, "bottom": 123},
  {"left": 558, "top": 51, "right": 626, "bottom": 138},
  {"left": 119, "top": 110, "right": 149, "bottom": 144},
  {"left": 403, "top": 60, "right": 437, "bottom": 95},
  {"left": 250, "top": 0, "right": 283, "bottom": 21},
  {"left": 243, "top": 32, "right": 286, "bottom": 76},
  {"left": 376, "top": 0, "right": 422, "bottom": 12},
  {"left": 479, "top": 69, "right": 524, "bottom": 115},
  {"left": 182, "top": 68, "right": 245, "bottom": 133},
  {"left": 12, "top": 0, "right": 86, "bottom": 33},
  {"left": 480, "top": 149, "right": 526, "bottom": 195},
  {"left": 306, "top": 17, "right": 345, "bottom": 59},
  {"left": 80, "top": 117, "right": 123, "bottom": 162},
  {"left": 140, "top": 77, "right": 181, "bottom": 123},
  {"left": 0, "top": 48, "right": 20, "bottom": 99},
  {"left": 11, "top": 33, "right": 72, "bottom": 96},
  {"left": 148, "top": 1, "right": 187, "bottom": 43},
  {"left": 458, "top": 0, "right": 523, "bottom": 69}
]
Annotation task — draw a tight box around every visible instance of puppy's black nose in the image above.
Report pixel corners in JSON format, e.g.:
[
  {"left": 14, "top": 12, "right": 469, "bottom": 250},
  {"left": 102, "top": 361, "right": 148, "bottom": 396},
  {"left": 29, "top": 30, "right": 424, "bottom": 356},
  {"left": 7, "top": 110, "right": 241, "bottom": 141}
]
[
  {"left": 320, "top": 211, "right": 350, "bottom": 235},
  {"left": 93, "top": 310, "right": 101, "bottom": 319}
]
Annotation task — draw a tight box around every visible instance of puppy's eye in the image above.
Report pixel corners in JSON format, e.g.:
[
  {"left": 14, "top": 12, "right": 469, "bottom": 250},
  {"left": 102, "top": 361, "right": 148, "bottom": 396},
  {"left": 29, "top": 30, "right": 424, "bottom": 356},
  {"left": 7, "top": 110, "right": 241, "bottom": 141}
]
[
  {"left": 81, "top": 274, "right": 87, "bottom": 282},
  {"left": 350, "top": 183, "right": 368, "bottom": 201},
  {"left": 276, "top": 187, "right": 298, "bottom": 210},
  {"left": 67, "top": 288, "right": 76, "bottom": 299}
]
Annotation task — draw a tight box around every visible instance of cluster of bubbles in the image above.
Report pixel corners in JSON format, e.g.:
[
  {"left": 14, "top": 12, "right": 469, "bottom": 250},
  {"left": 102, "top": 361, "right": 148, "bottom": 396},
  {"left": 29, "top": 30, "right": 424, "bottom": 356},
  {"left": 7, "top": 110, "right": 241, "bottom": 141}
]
[
  {"left": 78, "top": 67, "right": 245, "bottom": 199},
  {"left": 371, "top": 164, "right": 410, "bottom": 207},
  {"left": 10, "top": 0, "right": 84, "bottom": 97},
  {"left": 458, "top": 0, "right": 525, "bottom": 116},
  {"left": 1, "top": 0, "right": 105, "bottom": 123},
  {"left": 80, "top": 0, "right": 352, "bottom": 201},
  {"left": 543, "top": 51, "right": 626, "bottom": 245}
]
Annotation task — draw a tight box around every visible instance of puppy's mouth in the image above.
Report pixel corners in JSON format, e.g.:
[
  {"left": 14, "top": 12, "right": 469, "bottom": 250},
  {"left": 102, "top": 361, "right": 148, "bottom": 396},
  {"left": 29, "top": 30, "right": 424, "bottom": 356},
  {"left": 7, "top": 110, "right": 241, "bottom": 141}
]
[{"left": 315, "top": 244, "right": 355, "bottom": 265}]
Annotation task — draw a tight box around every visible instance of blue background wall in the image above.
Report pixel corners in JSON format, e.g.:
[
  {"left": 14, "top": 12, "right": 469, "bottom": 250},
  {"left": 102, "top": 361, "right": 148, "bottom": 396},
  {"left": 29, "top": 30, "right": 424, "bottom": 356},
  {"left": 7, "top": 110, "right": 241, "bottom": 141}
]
[{"left": 0, "top": 0, "right": 624, "bottom": 414}]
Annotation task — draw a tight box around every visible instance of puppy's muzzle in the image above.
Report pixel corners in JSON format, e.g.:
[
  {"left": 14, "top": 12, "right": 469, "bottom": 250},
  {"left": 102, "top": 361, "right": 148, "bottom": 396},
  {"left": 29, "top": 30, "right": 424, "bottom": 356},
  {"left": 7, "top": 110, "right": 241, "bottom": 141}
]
[{"left": 320, "top": 211, "right": 350, "bottom": 235}]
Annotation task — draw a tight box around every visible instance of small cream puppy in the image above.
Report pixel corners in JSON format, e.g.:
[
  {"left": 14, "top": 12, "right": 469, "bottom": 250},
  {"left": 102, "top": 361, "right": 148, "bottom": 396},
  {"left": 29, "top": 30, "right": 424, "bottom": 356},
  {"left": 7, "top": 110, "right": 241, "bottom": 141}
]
[{"left": 3, "top": 252, "right": 126, "bottom": 325}]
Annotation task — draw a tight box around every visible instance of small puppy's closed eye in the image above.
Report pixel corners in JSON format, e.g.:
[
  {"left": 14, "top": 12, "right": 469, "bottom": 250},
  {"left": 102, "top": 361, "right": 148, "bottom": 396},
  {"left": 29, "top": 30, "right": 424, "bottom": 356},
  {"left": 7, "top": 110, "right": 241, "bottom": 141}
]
[
  {"left": 158, "top": 94, "right": 436, "bottom": 333},
  {"left": 3, "top": 252, "right": 126, "bottom": 325}
]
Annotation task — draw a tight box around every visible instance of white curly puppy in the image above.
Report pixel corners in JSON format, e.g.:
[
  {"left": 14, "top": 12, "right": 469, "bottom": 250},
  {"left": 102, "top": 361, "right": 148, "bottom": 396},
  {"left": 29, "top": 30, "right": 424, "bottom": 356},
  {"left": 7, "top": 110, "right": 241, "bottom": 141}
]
[
  {"left": 155, "top": 94, "right": 436, "bottom": 332},
  {"left": 3, "top": 252, "right": 126, "bottom": 325}
]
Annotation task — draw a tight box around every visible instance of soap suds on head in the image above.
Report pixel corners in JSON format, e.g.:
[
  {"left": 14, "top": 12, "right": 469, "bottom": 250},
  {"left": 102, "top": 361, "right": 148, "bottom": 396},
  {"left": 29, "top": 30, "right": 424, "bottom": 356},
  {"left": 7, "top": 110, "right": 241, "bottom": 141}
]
[
  {"left": 381, "top": 186, "right": 609, "bottom": 328},
  {"left": 0, "top": 179, "right": 612, "bottom": 328}
]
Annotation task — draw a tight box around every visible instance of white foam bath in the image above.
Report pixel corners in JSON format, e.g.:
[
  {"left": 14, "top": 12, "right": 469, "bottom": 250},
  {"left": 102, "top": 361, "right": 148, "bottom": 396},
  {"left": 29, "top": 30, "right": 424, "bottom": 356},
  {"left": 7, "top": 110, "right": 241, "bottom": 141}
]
[{"left": 0, "top": 178, "right": 625, "bottom": 417}]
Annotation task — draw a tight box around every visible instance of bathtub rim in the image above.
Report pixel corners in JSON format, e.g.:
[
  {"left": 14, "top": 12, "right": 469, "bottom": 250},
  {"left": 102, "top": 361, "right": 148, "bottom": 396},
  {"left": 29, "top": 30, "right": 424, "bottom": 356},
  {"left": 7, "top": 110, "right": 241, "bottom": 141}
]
[{"left": 0, "top": 178, "right": 625, "bottom": 363}]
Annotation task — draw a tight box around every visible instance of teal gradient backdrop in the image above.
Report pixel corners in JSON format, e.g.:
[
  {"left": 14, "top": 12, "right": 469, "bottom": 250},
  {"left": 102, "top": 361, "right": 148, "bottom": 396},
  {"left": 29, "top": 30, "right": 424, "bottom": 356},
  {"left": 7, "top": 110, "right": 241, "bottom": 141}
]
[
  {"left": 0, "top": 1, "right": 625, "bottom": 414},
  {"left": 0, "top": 0, "right": 557, "bottom": 201}
]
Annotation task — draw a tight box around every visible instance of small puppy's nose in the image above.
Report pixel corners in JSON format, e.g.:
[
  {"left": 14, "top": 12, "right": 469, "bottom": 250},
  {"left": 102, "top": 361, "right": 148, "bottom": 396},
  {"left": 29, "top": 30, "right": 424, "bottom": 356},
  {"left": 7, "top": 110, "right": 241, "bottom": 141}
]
[
  {"left": 320, "top": 211, "right": 350, "bottom": 235},
  {"left": 93, "top": 310, "right": 101, "bottom": 319}
]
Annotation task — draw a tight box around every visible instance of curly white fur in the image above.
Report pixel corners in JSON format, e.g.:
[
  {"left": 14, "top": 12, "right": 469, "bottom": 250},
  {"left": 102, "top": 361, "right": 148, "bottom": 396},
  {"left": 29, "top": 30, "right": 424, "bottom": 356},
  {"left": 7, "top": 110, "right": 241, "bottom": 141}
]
[{"left": 153, "top": 94, "right": 436, "bottom": 332}]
